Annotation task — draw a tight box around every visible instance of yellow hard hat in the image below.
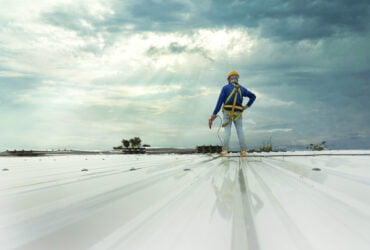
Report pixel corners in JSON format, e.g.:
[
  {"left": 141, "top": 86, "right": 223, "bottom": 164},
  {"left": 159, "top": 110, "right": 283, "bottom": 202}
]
[{"left": 227, "top": 71, "right": 239, "bottom": 79}]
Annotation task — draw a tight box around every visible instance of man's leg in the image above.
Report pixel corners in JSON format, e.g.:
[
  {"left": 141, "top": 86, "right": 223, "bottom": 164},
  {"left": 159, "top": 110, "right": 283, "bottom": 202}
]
[
  {"left": 222, "top": 112, "right": 232, "bottom": 152},
  {"left": 235, "top": 114, "right": 247, "bottom": 151}
]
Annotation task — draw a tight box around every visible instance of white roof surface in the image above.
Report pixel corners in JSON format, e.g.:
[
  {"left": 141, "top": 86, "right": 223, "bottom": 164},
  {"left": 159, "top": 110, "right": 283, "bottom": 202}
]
[{"left": 1, "top": 150, "right": 370, "bottom": 250}]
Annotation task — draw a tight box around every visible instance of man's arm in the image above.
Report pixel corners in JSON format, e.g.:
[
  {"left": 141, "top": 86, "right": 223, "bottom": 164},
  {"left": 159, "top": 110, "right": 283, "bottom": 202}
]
[
  {"left": 212, "top": 87, "right": 226, "bottom": 115},
  {"left": 209, "top": 87, "right": 226, "bottom": 128},
  {"left": 241, "top": 86, "right": 256, "bottom": 109}
]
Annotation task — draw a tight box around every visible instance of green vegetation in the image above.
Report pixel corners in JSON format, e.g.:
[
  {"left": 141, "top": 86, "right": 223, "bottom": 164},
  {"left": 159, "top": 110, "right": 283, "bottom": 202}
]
[
  {"left": 307, "top": 141, "right": 326, "bottom": 151},
  {"left": 254, "top": 137, "right": 273, "bottom": 152},
  {"left": 122, "top": 139, "right": 130, "bottom": 148},
  {"left": 114, "top": 137, "right": 150, "bottom": 150},
  {"left": 248, "top": 137, "right": 275, "bottom": 152},
  {"left": 129, "top": 137, "right": 141, "bottom": 148},
  {"left": 259, "top": 139, "right": 273, "bottom": 152}
]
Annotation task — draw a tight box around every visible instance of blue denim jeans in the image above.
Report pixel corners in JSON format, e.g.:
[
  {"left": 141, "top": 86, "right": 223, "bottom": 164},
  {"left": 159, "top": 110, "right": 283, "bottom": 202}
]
[{"left": 222, "top": 111, "right": 247, "bottom": 152}]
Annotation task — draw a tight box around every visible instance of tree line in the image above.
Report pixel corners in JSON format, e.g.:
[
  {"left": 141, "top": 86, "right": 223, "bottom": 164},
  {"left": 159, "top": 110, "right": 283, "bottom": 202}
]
[
  {"left": 113, "top": 137, "right": 150, "bottom": 150},
  {"left": 307, "top": 141, "right": 326, "bottom": 151}
]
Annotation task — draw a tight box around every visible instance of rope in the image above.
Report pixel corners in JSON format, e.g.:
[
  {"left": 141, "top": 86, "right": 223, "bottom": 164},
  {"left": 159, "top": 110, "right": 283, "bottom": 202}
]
[{"left": 211, "top": 115, "right": 224, "bottom": 146}]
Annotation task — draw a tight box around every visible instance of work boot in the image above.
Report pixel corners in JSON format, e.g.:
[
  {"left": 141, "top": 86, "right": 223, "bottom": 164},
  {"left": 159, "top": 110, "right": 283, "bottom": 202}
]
[
  {"left": 240, "top": 151, "right": 248, "bottom": 157},
  {"left": 219, "top": 151, "right": 228, "bottom": 156}
]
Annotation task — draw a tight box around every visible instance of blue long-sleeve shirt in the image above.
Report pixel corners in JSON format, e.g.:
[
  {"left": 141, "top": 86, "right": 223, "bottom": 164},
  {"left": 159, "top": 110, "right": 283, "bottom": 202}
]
[{"left": 212, "top": 83, "right": 256, "bottom": 115}]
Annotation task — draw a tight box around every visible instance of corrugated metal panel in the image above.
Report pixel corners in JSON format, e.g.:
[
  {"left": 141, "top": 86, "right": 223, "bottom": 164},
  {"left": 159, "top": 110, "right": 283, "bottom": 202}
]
[{"left": 1, "top": 151, "right": 370, "bottom": 250}]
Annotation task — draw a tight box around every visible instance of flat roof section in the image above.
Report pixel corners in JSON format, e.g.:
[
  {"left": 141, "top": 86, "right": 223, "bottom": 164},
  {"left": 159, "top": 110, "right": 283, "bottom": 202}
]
[{"left": 0, "top": 151, "right": 370, "bottom": 250}]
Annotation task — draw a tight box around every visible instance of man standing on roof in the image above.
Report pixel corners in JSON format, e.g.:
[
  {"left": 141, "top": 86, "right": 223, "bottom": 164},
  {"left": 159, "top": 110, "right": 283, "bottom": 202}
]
[{"left": 209, "top": 71, "right": 256, "bottom": 157}]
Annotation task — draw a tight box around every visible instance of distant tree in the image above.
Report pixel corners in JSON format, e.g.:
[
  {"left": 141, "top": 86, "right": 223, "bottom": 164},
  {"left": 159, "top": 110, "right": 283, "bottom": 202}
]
[
  {"left": 259, "top": 137, "right": 273, "bottom": 152},
  {"left": 307, "top": 141, "right": 326, "bottom": 151},
  {"left": 129, "top": 138, "right": 135, "bottom": 148},
  {"left": 120, "top": 137, "right": 145, "bottom": 148},
  {"left": 143, "top": 144, "right": 151, "bottom": 147},
  {"left": 122, "top": 139, "right": 130, "bottom": 148},
  {"left": 133, "top": 137, "right": 142, "bottom": 148}
]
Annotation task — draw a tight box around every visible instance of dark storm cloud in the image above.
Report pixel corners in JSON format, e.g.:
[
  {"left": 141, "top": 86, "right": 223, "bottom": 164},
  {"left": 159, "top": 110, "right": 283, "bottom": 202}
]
[
  {"left": 116, "top": 0, "right": 370, "bottom": 40},
  {"left": 106, "top": 0, "right": 200, "bottom": 32},
  {"left": 41, "top": 0, "right": 193, "bottom": 35},
  {"left": 204, "top": 0, "right": 370, "bottom": 40},
  {"left": 43, "top": 6, "right": 99, "bottom": 36},
  {"left": 130, "top": 0, "right": 187, "bottom": 22},
  {"left": 146, "top": 42, "right": 214, "bottom": 61},
  {"left": 42, "top": 0, "right": 370, "bottom": 41},
  {"left": 249, "top": 66, "right": 370, "bottom": 148}
]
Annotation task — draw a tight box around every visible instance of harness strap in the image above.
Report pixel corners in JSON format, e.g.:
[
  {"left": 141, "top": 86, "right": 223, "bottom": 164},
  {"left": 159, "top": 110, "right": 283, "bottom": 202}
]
[
  {"left": 222, "top": 84, "right": 243, "bottom": 127},
  {"left": 223, "top": 105, "right": 243, "bottom": 111}
]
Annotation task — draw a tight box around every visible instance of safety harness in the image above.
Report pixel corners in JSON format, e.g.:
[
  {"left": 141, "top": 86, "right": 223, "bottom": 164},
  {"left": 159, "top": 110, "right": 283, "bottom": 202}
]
[{"left": 222, "top": 83, "right": 243, "bottom": 127}]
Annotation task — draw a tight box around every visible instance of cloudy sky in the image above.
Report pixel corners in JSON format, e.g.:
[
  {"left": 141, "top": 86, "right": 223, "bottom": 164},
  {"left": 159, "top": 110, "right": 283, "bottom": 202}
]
[{"left": 0, "top": 0, "right": 369, "bottom": 151}]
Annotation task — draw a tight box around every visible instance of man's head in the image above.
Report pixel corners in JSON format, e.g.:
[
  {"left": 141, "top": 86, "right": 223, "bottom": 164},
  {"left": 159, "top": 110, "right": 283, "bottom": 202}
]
[{"left": 227, "top": 71, "right": 239, "bottom": 84}]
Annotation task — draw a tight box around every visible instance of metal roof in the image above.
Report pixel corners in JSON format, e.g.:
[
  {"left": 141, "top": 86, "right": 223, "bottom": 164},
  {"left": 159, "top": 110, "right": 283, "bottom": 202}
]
[{"left": 1, "top": 151, "right": 370, "bottom": 250}]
